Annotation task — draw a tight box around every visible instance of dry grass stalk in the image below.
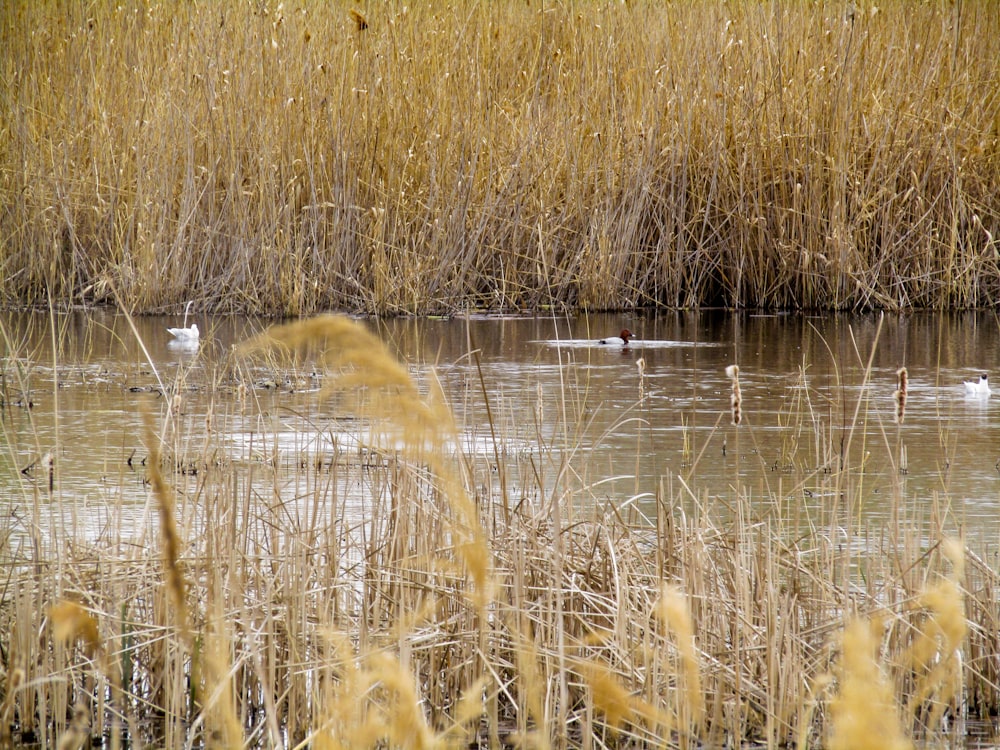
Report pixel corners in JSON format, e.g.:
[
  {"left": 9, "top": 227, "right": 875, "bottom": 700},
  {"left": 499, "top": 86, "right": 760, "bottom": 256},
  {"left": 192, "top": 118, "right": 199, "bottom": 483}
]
[
  {"left": 0, "top": 668, "right": 23, "bottom": 744},
  {"left": 142, "top": 410, "right": 190, "bottom": 641}
]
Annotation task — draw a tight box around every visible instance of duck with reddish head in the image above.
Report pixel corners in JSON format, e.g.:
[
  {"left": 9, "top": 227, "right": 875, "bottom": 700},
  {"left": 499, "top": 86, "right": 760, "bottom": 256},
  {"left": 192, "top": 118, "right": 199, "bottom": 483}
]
[{"left": 598, "top": 329, "right": 634, "bottom": 346}]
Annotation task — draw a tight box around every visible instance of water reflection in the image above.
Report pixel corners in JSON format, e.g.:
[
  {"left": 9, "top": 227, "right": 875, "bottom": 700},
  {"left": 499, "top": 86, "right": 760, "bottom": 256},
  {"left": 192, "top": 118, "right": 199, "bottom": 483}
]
[{"left": 3, "top": 310, "right": 1000, "bottom": 549}]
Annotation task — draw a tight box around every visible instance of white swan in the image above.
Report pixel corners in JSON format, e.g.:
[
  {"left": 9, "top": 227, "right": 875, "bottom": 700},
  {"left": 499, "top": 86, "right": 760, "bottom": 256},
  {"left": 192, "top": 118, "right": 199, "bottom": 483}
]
[
  {"left": 168, "top": 301, "right": 200, "bottom": 345},
  {"left": 167, "top": 322, "right": 199, "bottom": 342},
  {"left": 963, "top": 373, "right": 990, "bottom": 396}
]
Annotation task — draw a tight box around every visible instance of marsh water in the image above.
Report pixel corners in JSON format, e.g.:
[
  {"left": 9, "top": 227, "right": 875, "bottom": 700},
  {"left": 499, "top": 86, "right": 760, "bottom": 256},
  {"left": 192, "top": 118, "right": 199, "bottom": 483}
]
[{"left": 4, "top": 309, "right": 1000, "bottom": 553}]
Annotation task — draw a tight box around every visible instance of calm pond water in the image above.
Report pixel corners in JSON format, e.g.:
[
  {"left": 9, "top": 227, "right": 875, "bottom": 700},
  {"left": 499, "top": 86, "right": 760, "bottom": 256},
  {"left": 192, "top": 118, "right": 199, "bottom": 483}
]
[{"left": 3, "top": 309, "right": 1000, "bottom": 551}]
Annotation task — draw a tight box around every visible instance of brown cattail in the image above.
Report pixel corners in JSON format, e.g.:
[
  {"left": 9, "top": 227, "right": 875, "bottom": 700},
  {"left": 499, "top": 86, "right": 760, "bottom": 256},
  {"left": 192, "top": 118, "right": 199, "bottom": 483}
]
[
  {"left": 894, "top": 367, "right": 908, "bottom": 423},
  {"left": 726, "top": 364, "right": 741, "bottom": 425}
]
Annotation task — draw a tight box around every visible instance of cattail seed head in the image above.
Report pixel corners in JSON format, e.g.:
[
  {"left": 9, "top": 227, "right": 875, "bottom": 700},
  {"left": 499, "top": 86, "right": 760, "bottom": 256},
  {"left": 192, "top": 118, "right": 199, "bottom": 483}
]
[
  {"left": 894, "top": 367, "right": 908, "bottom": 423},
  {"left": 726, "top": 365, "right": 741, "bottom": 425}
]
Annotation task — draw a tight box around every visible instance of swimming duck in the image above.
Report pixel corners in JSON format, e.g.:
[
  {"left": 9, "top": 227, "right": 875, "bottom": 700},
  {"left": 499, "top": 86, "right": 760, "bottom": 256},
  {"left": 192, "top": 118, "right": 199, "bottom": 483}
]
[{"left": 598, "top": 329, "right": 634, "bottom": 346}]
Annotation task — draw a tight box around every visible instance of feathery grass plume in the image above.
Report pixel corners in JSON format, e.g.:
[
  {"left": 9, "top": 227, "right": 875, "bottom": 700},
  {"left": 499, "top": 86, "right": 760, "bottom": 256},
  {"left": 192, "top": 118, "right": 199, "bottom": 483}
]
[
  {"left": 894, "top": 367, "right": 908, "bottom": 423},
  {"left": 142, "top": 410, "right": 191, "bottom": 642},
  {"left": 656, "top": 585, "right": 705, "bottom": 731},
  {"left": 368, "top": 652, "right": 437, "bottom": 749},
  {"left": 314, "top": 634, "right": 447, "bottom": 749},
  {"left": 829, "top": 618, "right": 912, "bottom": 750},
  {"left": 314, "top": 633, "right": 382, "bottom": 749},
  {"left": 905, "top": 538, "right": 967, "bottom": 731},
  {"left": 50, "top": 601, "right": 102, "bottom": 657},
  {"left": 448, "top": 676, "right": 489, "bottom": 744},
  {"left": 240, "top": 315, "right": 493, "bottom": 605},
  {"left": 577, "top": 656, "right": 634, "bottom": 733},
  {"left": 726, "top": 365, "right": 742, "bottom": 425}
]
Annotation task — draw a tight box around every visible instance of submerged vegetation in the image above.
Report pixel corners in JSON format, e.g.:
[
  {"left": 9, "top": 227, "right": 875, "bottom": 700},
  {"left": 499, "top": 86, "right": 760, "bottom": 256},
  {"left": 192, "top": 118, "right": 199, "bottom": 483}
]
[
  {"left": 2, "top": 313, "right": 1000, "bottom": 748},
  {"left": 2, "top": 1, "right": 1000, "bottom": 314}
]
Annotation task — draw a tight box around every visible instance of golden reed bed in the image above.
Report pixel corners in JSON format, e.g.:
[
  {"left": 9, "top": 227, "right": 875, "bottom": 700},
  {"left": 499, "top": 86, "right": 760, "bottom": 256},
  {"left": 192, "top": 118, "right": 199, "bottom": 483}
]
[{"left": 2, "top": 2, "right": 999, "bottom": 315}]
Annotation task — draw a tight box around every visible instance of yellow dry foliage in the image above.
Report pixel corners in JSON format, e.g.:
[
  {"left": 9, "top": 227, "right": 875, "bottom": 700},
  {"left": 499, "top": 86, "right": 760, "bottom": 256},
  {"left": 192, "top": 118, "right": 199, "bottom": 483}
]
[{"left": 829, "top": 618, "right": 912, "bottom": 750}]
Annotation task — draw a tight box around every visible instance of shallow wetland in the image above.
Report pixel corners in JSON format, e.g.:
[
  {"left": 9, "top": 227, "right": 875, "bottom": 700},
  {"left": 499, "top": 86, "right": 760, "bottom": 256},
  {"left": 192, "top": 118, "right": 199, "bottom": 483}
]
[
  {"left": 3, "top": 309, "right": 1000, "bottom": 748},
  {"left": 5, "top": 0, "right": 1000, "bottom": 745}
]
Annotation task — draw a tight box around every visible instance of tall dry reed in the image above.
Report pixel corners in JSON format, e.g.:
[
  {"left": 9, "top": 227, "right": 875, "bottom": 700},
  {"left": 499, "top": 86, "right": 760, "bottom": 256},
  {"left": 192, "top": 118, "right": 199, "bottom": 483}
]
[{"left": 2, "top": 2, "right": 999, "bottom": 314}]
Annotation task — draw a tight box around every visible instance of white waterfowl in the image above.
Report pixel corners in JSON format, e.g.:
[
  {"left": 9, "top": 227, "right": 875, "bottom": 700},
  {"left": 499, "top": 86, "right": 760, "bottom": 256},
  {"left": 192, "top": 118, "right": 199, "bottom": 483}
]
[
  {"left": 598, "top": 329, "right": 635, "bottom": 346},
  {"left": 167, "top": 322, "right": 199, "bottom": 342},
  {"left": 963, "top": 373, "right": 990, "bottom": 396},
  {"left": 167, "top": 301, "right": 200, "bottom": 344}
]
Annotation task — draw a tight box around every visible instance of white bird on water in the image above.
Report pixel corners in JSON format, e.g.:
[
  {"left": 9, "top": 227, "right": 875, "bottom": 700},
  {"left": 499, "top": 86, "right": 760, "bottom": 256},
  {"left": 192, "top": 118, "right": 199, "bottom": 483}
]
[
  {"left": 167, "top": 301, "right": 200, "bottom": 345},
  {"left": 963, "top": 373, "right": 990, "bottom": 396}
]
